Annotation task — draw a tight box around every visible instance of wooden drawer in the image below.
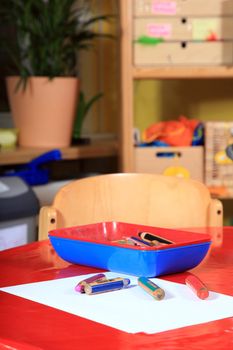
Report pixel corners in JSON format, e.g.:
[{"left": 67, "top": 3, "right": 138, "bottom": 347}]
[
  {"left": 134, "top": 146, "right": 204, "bottom": 182},
  {"left": 134, "top": 17, "right": 233, "bottom": 41},
  {"left": 134, "top": 41, "right": 233, "bottom": 65},
  {"left": 134, "top": 0, "right": 233, "bottom": 17}
]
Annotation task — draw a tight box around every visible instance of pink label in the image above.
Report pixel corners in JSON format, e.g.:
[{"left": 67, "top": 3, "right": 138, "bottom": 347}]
[
  {"left": 152, "top": 1, "right": 177, "bottom": 15},
  {"left": 147, "top": 23, "right": 172, "bottom": 38}
]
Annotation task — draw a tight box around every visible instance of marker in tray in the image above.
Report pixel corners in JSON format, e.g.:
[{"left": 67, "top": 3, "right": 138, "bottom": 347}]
[
  {"left": 138, "top": 231, "right": 174, "bottom": 246},
  {"left": 111, "top": 237, "right": 151, "bottom": 247},
  {"left": 129, "top": 236, "right": 154, "bottom": 247},
  {"left": 75, "top": 273, "right": 106, "bottom": 293},
  {"left": 138, "top": 277, "right": 165, "bottom": 300},
  {"left": 84, "top": 277, "right": 130, "bottom": 295},
  {"left": 111, "top": 238, "right": 137, "bottom": 246}
]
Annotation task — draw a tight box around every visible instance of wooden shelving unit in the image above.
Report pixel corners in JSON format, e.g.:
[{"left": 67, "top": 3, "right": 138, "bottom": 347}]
[
  {"left": 0, "top": 139, "right": 118, "bottom": 166},
  {"left": 119, "top": 0, "right": 233, "bottom": 173},
  {"left": 133, "top": 66, "right": 233, "bottom": 79}
]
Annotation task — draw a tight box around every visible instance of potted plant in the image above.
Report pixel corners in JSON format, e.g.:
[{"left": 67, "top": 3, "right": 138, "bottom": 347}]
[{"left": 1, "top": 0, "right": 111, "bottom": 148}]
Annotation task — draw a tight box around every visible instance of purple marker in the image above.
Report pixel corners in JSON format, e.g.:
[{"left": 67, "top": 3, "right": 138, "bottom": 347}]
[
  {"left": 75, "top": 273, "right": 106, "bottom": 293},
  {"left": 130, "top": 236, "right": 153, "bottom": 247}
]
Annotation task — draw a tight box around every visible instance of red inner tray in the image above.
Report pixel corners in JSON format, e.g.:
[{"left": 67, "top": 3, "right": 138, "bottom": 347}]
[{"left": 49, "top": 222, "right": 211, "bottom": 251}]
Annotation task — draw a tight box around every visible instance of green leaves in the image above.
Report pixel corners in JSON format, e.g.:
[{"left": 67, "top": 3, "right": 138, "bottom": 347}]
[
  {"left": 2, "top": 0, "right": 112, "bottom": 80},
  {"left": 73, "top": 91, "right": 103, "bottom": 139}
]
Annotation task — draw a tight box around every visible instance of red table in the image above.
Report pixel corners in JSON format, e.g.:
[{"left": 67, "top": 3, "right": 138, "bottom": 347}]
[{"left": 1, "top": 227, "right": 233, "bottom": 350}]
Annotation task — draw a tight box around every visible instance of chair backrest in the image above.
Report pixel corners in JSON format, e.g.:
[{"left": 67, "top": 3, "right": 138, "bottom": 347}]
[{"left": 38, "top": 173, "right": 223, "bottom": 240}]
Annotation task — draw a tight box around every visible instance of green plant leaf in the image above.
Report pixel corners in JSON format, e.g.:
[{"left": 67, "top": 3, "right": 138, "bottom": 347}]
[
  {"left": 2, "top": 0, "right": 114, "bottom": 87},
  {"left": 73, "top": 91, "right": 103, "bottom": 139}
]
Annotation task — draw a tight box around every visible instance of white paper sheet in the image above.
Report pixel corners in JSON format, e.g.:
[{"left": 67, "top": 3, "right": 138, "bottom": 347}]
[{"left": 1, "top": 272, "right": 233, "bottom": 334}]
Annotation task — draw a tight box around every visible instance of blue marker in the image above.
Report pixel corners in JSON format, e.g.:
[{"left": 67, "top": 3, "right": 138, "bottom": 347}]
[{"left": 84, "top": 277, "right": 130, "bottom": 295}]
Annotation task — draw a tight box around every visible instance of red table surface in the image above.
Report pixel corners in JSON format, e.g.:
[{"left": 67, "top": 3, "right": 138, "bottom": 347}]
[{"left": 0, "top": 227, "right": 233, "bottom": 350}]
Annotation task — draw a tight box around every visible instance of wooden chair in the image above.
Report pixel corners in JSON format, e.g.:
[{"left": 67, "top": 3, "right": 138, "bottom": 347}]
[{"left": 38, "top": 173, "right": 223, "bottom": 241}]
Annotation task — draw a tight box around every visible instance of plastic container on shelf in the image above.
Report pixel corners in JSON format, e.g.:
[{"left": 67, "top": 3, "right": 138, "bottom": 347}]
[{"left": 0, "top": 177, "right": 40, "bottom": 251}]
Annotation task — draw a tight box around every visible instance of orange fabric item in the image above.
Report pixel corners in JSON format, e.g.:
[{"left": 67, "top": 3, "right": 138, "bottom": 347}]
[{"left": 142, "top": 116, "right": 200, "bottom": 146}]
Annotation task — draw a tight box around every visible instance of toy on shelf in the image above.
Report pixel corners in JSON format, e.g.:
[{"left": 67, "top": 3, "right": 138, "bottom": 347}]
[
  {"left": 0, "top": 128, "right": 18, "bottom": 149},
  {"left": 205, "top": 122, "right": 233, "bottom": 197},
  {"left": 135, "top": 116, "right": 204, "bottom": 181},
  {"left": 3, "top": 149, "right": 62, "bottom": 186},
  {"left": 142, "top": 116, "right": 203, "bottom": 147}
]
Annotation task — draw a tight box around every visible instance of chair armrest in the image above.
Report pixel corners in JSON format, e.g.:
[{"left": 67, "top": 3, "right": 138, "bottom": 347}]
[
  {"left": 208, "top": 198, "right": 223, "bottom": 227},
  {"left": 38, "top": 206, "right": 57, "bottom": 241}
]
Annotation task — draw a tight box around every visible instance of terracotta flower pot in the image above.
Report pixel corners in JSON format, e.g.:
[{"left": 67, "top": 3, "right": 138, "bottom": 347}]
[{"left": 6, "top": 76, "right": 79, "bottom": 148}]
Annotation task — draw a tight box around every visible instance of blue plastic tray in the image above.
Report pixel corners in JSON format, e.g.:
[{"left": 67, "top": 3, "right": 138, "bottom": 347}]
[{"left": 49, "top": 222, "right": 211, "bottom": 277}]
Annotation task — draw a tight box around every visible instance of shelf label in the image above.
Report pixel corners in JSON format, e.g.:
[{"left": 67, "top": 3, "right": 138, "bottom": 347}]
[
  {"left": 192, "top": 19, "right": 219, "bottom": 41},
  {"left": 152, "top": 1, "right": 177, "bottom": 15},
  {"left": 147, "top": 23, "right": 172, "bottom": 38}
]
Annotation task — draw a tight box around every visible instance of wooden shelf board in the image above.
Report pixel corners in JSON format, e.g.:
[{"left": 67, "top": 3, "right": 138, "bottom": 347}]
[
  {"left": 0, "top": 140, "right": 118, "bottom": 165},
  {"left": 217, "top": 196, "right": 233, "bottom": 200},
  {"left": 133, "top": 66, "right": 233, "bottom": 79}
]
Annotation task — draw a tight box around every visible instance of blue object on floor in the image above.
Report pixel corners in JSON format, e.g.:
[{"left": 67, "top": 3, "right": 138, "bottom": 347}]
[{"left": 4, "top": 149, "right": 62, "bottom": 186}]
